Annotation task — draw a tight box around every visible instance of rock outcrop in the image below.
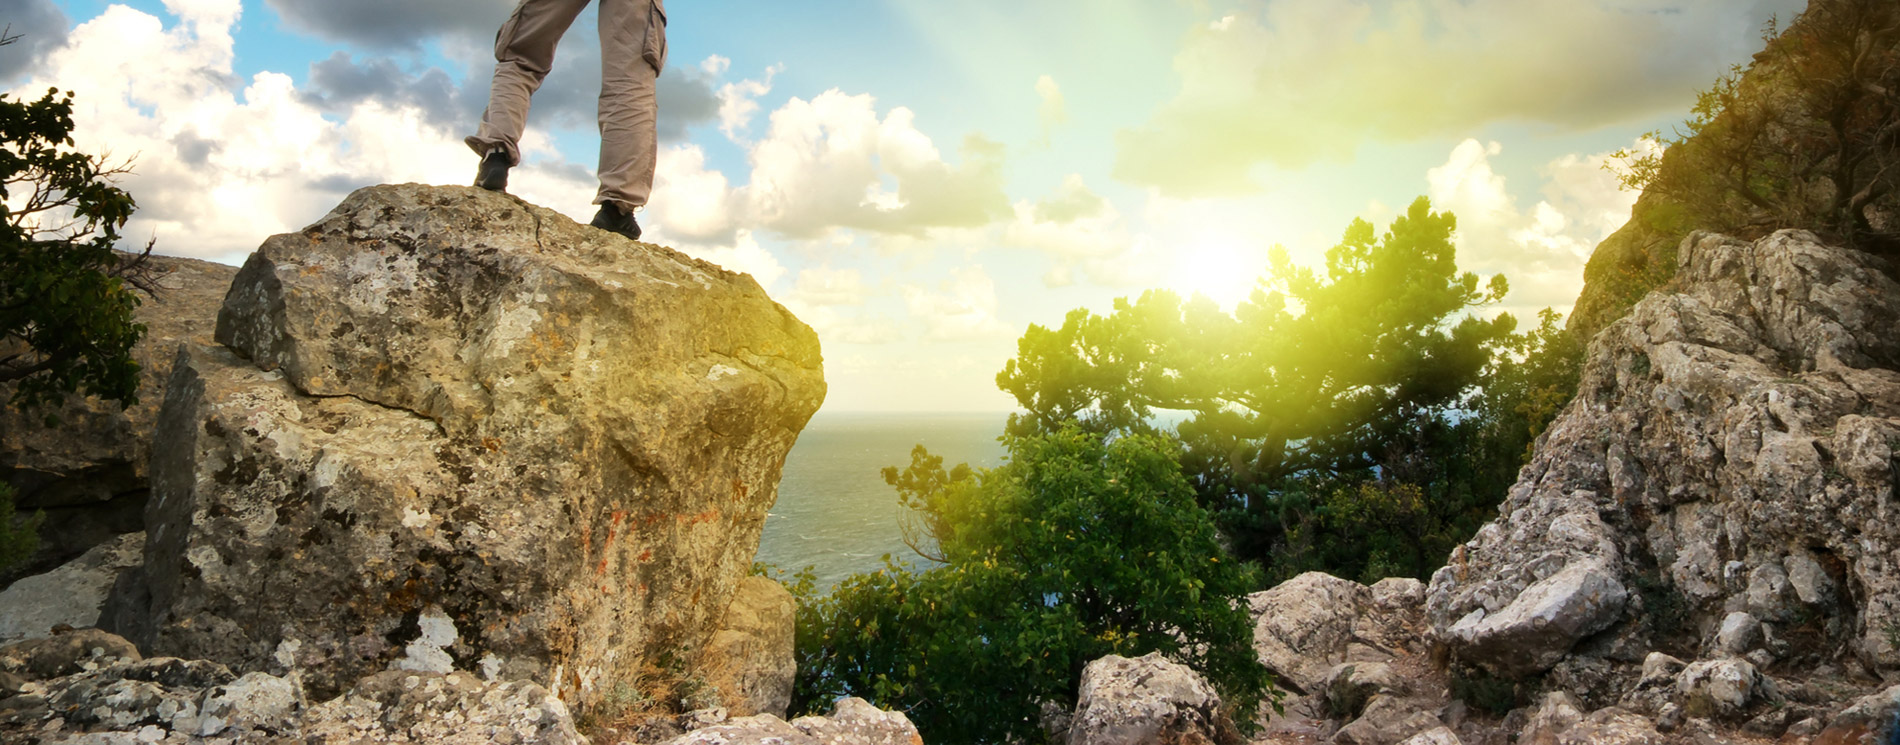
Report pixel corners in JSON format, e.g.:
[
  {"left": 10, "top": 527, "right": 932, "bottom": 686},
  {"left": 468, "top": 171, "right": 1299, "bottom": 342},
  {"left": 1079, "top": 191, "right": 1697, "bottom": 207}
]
[
  {"left": 102, "top": 183, "right": 825, "bottom": 714},
  {"left": 0, "top": 254, "right": 237, "bottom": 583},
  {"left": 1429, "top": 230, "right": 1900, "bottom": 691}
]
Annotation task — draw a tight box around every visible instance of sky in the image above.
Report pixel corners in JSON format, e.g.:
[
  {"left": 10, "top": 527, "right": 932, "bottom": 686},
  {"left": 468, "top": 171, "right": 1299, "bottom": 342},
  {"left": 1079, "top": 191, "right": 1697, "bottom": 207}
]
[{"left": 4, "top": 0, "right": 1804, "bottom": 412}]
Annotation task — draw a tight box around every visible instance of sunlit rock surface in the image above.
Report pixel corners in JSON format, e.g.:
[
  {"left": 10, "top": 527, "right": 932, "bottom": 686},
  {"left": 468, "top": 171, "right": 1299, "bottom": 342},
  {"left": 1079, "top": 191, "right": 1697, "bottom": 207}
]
[{"left": 107, "top": 183, "right": 826, "bottom": 712}]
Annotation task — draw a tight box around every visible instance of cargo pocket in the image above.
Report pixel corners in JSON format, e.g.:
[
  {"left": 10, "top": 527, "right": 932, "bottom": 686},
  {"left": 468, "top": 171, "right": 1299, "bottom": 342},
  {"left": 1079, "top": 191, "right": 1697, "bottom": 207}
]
[
  {"left": 494, "top": 1, "right": 529, "bottom": 59},
  {"left": 643, "top": 0, "right": 668, "bottom": 73}
]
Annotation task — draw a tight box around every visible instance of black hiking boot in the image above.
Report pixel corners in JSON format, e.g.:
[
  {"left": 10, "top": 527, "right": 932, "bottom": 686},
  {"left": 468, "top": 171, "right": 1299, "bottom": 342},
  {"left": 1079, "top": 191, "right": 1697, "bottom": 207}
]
[
  {"left": 590, "top": 203, "right": 641, "bottom": 241},
  {"left": 475, "top": 150, "right": 511, "bottom": 192}
]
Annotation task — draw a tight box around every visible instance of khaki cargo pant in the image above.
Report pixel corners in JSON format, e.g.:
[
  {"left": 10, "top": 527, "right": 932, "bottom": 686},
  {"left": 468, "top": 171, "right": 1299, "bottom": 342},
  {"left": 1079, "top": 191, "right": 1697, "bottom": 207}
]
[{"left": 465, "top": 0, "right": 667, "bottom": 211}]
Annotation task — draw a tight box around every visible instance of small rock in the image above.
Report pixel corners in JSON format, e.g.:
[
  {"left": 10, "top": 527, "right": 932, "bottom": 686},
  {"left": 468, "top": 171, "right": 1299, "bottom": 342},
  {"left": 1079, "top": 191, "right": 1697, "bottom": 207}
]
[
  {"left": 1676, "top": 659, "right": 1764, "bottom": 719},
  {"left": 1321, "top": 661, "right": 1407, "bottom": 719},
  {"left": 1782, "top": 552, "right": 1835, "bottom": 606},
  {"left": 1398, "top": 725, "right": 1463, "bottom": 745},
  {"left": 1640, "top": 652, "right": 1686, "bottom": 686},
  {"left": 1785, "top": 716, "right": 1823, "bottom": 736},
  {"left": 698, "top": 576, "right": 796, "bottom": 718},
  {"left": 1332, "top": 695, "right": 1442, "bottom": 745},
  {"left": 1713, "top": 612, "right": 1761, "bottom": 656},
  {"left": 1655, "top": 702, "right": 1683, "bottom": 733},
  {"left": 1519, "top": 691, "right": 1584, "bottom": 744}
]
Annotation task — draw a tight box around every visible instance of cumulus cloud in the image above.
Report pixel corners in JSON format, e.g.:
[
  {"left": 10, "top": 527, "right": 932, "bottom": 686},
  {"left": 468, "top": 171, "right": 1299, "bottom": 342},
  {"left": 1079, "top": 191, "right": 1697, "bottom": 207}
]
[
  {"left": 716, "top": 61, "right": 782, "bottom": 141},
  {"left": 0, "top": 0, "right": 69, "bottom": 82},
  {"left": 902, "top": 266, "right": 1013, "bottom": 342},
  {"left": 15, "top": 3, "right": 601, "bottom": 264},
  {"left": 1116, "top": 0, "right": 1805, "bottom": 195},
  {"left": 651, "top": 89, "right": 1012, "bottom": 243},
  {"left": 264, "top": 0, "right": 513, "bottom": 49},
  {"left": 1425, "top": 138, "right": 1641, "bottom": 316}
]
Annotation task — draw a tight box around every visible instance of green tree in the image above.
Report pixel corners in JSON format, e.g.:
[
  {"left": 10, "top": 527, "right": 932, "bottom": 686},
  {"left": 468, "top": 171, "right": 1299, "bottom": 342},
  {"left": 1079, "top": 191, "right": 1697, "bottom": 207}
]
[
  {"left": 1, "top": 87, "right": 150, "bottom": 416},
  {"left": 795, "top": 426, "right": 1275, "bottom": 744},
  {"left": 997, "top": 197, "right": 1518, "bottom": 572}
]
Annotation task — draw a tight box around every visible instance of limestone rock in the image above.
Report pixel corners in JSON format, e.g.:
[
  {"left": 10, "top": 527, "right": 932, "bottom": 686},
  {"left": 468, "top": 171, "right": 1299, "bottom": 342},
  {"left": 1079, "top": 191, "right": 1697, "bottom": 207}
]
[
  {"left": 789, "top": 697, "right": 926, "bottom": 745},
  {"left": 1067, "top": 652, "right": 1232, "bottom": 745},
  {"left": 1440, "top": 560, "right": 1627, "bottom": 677},
  {"left": 1428, "top": 231, "right": 1900, "bottom": 679},
  {"left": 700, "top": 575, "right": 795, "bottom": 718},
  {"left": 298, "top": 670, "right": 582, "bottom": 745},
  {"left": 110, "top": 184, "right": 825, "bottom": 713},
  {"left": 0, "top": 253, "right": 237, "bottom": 582},
  {"left": 660, "top": 698, "right": 923, "bottom": 745},
  {"left": 1713, "top": 612, "right": 1761, "bottom": 657},
  {"left": 1816, "top": 683, "right": 1900, "bottom": 744},
  {"left": 1329, "top": 694, "right": 1441, "bottom": 745},
  {"left": 1398, "top": 726, "right": 1462, "bottom": 745},
  {"left": 1676, "top": 658, "right": 1769, "bottom": 719},
  {"left": 0, "top": 532, "right": 142, "bottom": 644},
  {"left": 1249, "top": 572, "right": 1425, "bottom": 696}
]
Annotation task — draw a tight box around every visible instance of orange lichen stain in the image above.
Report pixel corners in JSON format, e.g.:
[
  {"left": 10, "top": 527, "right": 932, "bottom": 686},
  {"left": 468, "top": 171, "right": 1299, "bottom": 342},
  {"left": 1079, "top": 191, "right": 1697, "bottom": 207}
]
[
  {"left": 482, "top": 437, "right": 505, "bottom": 453},
  {"left": 637, "top": 549, "right": 652, "bottom": 562},
  {"left": 676, "top": 510, "right": 720, "bottom": 526},
  {"left": 595, "top": 558, "right": 609, "bottom": 577},
  {"left": 731, "top": 479, "right": 748, "bottom": 502},
  {"left": 610, "top": 509, "right": 626, "bottom": 527}
]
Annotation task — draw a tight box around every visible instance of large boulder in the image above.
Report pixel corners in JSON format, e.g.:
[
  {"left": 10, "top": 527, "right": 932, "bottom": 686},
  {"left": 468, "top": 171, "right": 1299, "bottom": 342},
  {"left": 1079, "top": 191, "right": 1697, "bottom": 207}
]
[
  {"left": 1248, "top": 573, "right": 1426, "bottom": 696},
  {"left": 107, "top": 184, "right": 825, "bottom": 713},
  {"left": 1428, "top": 231, "right": 1900, "bottom": 679},
  {"left": 0, "top": 253, "right": 237, "bottom": 583}
]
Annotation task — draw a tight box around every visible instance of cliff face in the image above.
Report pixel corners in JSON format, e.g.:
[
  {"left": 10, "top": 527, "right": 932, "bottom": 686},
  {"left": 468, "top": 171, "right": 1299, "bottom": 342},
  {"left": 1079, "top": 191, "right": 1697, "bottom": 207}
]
[
  {"left": 104, "top": 184, "right": 826, "bottom": 712},
  {"left": 1433, "top": 229, "right": 1900, "bottom": 708}
]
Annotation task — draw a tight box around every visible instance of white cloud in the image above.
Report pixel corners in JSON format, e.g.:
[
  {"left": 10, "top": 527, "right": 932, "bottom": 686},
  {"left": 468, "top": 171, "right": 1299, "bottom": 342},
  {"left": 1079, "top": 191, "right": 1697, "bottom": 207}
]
[
  {"left": 1002, "top": 175, "right": 1135, "bottom": 287},
  {"left": 1116, "top": 0, "right": 1804, "bottom": 195},
  {"left": 902, "top": 266, "right": 1013, "bottom": 341},
  {"left": 1425, "top": 138, "right": 1641, "bottom": 317},
  {"left": 787, "top": 266, "right": 871, "bottom": 307},
  {"left": 653, "top": 89, "right": 1011, "bottom": 244},
  {"left": 716, "top": 62, "right": 783, "bottom": 142}
]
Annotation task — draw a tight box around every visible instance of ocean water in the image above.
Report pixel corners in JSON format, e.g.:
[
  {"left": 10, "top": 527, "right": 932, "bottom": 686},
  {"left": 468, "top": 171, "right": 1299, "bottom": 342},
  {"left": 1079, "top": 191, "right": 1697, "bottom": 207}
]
[{"left": 757, "top": 412, "right": 1010, "bottom": 589}]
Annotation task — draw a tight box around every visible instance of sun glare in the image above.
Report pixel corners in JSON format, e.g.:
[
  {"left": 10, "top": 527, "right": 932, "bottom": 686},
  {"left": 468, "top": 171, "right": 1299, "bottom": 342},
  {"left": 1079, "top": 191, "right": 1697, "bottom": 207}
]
[{"left": 1167, "top": 235, "right": 1264, "bottom": 310}]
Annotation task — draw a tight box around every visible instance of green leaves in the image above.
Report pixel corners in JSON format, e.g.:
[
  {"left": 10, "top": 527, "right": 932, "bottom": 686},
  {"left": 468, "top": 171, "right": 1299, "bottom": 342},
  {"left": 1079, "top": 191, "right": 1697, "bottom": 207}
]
[
  {"left": 793, "top": 427, "right": 1276, "bottom": 744},
  {"left": 0, "top": 88, "right": 149, "bottom": 416}
]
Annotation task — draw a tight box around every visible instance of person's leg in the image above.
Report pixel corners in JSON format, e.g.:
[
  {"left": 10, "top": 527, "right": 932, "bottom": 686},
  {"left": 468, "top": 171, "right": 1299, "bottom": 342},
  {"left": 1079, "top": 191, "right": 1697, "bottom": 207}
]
[
  {"left": 465, "top": 0, "right": 592, "bottom": 166},
  {"left": 595, "top": 0, "right": 663, "bottom": 212}
]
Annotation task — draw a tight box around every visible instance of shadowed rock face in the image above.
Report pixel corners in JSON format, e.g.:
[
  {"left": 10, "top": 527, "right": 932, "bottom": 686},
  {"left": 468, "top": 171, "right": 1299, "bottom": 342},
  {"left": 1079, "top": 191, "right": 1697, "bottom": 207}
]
[
  {"left": 0, "top": 254, "right": 238, "bottom": 583},
  {"left": 112, "top": 184, "right": 825, "bottom": 713},
  {"left": 1428, "top": 230, "right": 1900, "bottom": 682}
]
